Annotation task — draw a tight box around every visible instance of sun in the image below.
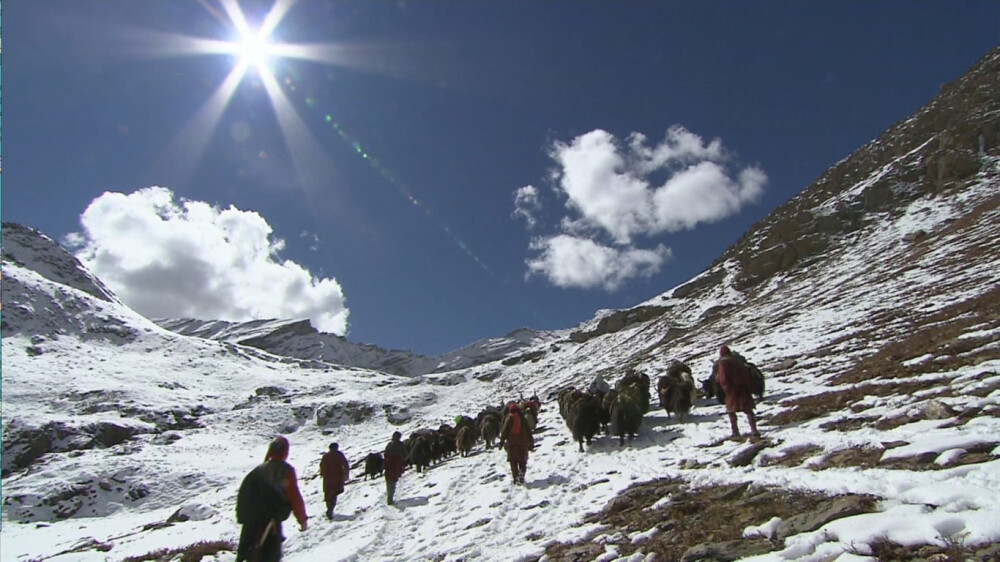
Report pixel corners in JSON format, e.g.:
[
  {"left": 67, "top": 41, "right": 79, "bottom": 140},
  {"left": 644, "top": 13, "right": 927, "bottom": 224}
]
[
  {"left": 151, "top": 0, "right": 354, "bottom": 190},
  {"left": 236, "top": 27, "right": 275, "bottom": 74}
]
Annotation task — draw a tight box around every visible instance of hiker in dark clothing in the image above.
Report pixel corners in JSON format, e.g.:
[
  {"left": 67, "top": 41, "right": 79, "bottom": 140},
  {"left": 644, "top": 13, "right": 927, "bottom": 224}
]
[
  {"left": 715, "top": 345, "right": 761, "bottom": 440},
  {"left": 236, "top": 436, "right": 308, "bottom": 562},
  {"left": 383, "top": 431, "right": 406, "bottom": 505},
  {"left": 319, "top": 442, "right": 350, "bottom": 519},
  {"left": 499, "top": 402, "right": 534, "bottom": 484}
]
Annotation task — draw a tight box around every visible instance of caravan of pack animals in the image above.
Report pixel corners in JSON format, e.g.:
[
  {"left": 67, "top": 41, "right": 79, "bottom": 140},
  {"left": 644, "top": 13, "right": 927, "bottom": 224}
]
[
  {"left": 354, "top": 349, "right": 764, "bottom": 481},
  {"left": 235, "top": 346, "right": 767, "bottom": 561}
]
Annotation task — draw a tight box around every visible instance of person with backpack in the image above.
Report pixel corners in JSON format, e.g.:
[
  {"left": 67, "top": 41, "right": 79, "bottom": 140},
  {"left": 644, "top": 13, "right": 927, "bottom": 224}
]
[
  {"left": 715, "top": 345, "right": 761, "bottom": 440},
  {"left": 499, "top": 402, "right": 534, "bottom": 484},
  {"left": 383, "top": 431, "right": 406, "bottom": 506},
  {"left": 235, "top": 436, "right": 308, "bottom": 562},
  {"left": 319, "top": 442, "right": 350, "bottom": 520}
]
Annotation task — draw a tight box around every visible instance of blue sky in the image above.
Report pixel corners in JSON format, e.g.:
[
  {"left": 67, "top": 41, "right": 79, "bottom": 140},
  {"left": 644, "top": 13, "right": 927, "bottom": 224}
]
[{"left": 4, "top": 1, "right": 998, "bottom": 356}]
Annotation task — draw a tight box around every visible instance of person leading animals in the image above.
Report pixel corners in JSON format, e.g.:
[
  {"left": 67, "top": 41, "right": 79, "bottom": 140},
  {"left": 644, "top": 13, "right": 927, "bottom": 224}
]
[
  {"left": 499, "top": 402, "right": 534, "bottom": 484},
  {"left": 714, "top": 345, "right": 761, "bottom": 440},
  {"left": 383, "top": 431, "right": 406, "bottom": 505},
  {"left": 319, "top": 442, "right": 350, "bottom": 519},
  {"left": 235, "top": 436, "right": 308, "bottom": 562}
]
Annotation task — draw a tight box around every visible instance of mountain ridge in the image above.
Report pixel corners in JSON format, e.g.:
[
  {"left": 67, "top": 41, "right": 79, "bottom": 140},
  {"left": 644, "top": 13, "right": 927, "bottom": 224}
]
[{"left": 153, "top": 316, "right": 565, "bottom": 377}]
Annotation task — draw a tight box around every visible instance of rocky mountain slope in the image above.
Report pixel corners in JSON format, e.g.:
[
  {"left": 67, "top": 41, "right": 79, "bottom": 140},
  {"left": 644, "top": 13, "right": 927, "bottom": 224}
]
[
  {"left": 2, "top": 47, "right": 999, "bottom": 562},
  {"left": 154, "top": 317, "right": 563, "bottom": 377}
]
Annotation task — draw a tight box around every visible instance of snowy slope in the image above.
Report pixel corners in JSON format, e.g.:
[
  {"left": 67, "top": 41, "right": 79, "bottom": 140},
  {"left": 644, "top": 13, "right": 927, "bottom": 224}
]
[{"left": 3, "top": 47, "right": 1000, "bottom": 562}]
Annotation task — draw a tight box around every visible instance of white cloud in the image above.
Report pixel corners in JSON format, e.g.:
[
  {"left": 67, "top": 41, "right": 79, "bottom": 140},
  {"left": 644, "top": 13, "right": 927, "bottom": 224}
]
[
  {"left": 627, "top": 126, "right": 725, "bottom": 173},
  {"left": 526, "top": 234, "right": 671, "bottom": 291},
  {"left": 519, "top": 126, "right": 765, "bottom": 290},
  {"left": 550, "top": 127, "right": 765, "bottom": 243},
  {"left": 300, "top": 230, "right": 322, "bottom": 252},
  {"left": 66, "top": 186, "right": 349, "bottom": 334},
  {"left": 512, "top": 185, "right": 542, "bottom": 228}
]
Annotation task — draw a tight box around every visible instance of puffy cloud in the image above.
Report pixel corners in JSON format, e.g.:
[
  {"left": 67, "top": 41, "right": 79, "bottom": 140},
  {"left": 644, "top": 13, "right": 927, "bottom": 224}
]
[
  {"left": 550, "top": 127, "right": 765, "bottom": 243},
  {"left": 526, "top": 234, "right": 671, "bottom": 291},
  {"left": 518, "top": 126, "right": 764, "bottom": 290},
  {"left": 66, "top": 186, "right": 349, "bottom": 334},
  {"left": 512, "top": 185, "right": 542, "bottom": 228}
]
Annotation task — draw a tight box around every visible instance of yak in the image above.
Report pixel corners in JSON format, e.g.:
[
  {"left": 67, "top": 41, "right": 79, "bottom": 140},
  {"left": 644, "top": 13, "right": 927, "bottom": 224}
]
[
  {"left": 479, "top": 414, "right": 500, "bottom": 449},
  {"left": 658, "top": 375, "right": 695, "bottom": 422},
  {"left": 457, "top": 424, "right": 477, "bottom": 457},
  {"left": 558, "top": 389, "right": 602, "bottom": 452},
  {"left": 616, "top": 370, "right": 651, "bottom": 415},
  {"left": 611, "top": 385, "right": 644, "bottom": 445},
  {"left": 407, "top": 430, "right": 435, "bottom": 473},
  {"left": 364, "top": 452, "right": 384, "bottom": 480}
]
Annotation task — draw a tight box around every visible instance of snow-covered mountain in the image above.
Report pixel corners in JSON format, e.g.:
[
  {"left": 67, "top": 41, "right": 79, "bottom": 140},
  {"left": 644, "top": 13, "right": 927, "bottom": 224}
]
[
  {"left": 2, "top": 47, "right": 1000, "bottom": 562},
  {"left": 153, "top": 317, "right": 564, "bottom": 377}
]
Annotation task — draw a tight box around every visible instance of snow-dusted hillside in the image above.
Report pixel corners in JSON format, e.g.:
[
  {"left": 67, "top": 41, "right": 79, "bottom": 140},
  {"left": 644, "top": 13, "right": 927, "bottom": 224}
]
[
  {"left": 3, "top": 47, "right": 1000, "bottom": 562},
  {"left": 155, "top": 317, "right": 563, "bottom": 377}
]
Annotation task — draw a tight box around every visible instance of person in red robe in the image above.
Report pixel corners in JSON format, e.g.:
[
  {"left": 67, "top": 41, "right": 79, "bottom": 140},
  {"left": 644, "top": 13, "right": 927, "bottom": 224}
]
[
  {"left": 500, "top": 403, "right": 534, "bottom": 484},
  {"left": 319, "top": 442, "right": 350, "bottom": 519},
  {"left": 383, "top": 431, "right": 406, "bottom": 505},
  {"left": 715, "top": 345, "right": 761, "bottom": 440}
]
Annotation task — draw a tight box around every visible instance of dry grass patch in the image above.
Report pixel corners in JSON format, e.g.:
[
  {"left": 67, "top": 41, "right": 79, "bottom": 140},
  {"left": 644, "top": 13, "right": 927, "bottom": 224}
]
[
  {"left": 819, "top": 416, "right": 879, "bottom": 432},
  {"left": 120, "top": 540, "right": 235, "bottom": 562},
  {"left": 768, "top": 378, "right": 951, "bottom": 426},
  {"left": 874, "top": 413, "right": 922, "bottom": 430},
  {"left": 832, "top": 285, "right": 1000, "bottom": 385},
  {"left": 941, "top": 404, "right": 1000, "bottom": 427},
  {"left": 541, "top": 478, "right": 877, "bottom": 561},
  {"left": 810, "top": 447, "right": 886, "bottom": 471},
  {"left": 883, "top": 442, "right": 1000, "bottom": 471},
  {"left": 848, "top": 533, "right": 1000, "bottom": 561},
  {"left": 811, "top": 442, "right": 999, "bottom": 472},
  {"left": 967, "top": 374, "right": 1000, "bottom": 397}
]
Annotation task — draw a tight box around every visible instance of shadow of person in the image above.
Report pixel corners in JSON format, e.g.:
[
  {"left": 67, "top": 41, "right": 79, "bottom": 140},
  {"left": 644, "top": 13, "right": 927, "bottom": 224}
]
[
  {"left": 524, "top": 474, "right": 570, "bottom": 489},
  {"left": 392, "top": 496, "right": 431, "bottom": 508}
]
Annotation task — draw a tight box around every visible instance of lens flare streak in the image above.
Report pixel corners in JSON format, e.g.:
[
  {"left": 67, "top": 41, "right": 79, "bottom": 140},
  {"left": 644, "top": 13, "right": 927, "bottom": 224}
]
[{"left": 301, "top": 101, "right": 493, "bottom": 274}]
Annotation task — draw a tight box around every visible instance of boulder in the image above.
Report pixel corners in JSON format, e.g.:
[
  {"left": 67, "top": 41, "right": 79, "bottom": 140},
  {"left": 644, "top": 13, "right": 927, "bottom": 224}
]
[
  {"left": 728, "top": 442, "right": 767, "bottom": 467},
  {"left": 316, "top": 401, "right": 377, "bottom": 427},
  {"left": 775, "top": 495, "right": 874, "bottom": 540},
  {"left": 681, "top": 538, "right": 773, "bottom": 561}
]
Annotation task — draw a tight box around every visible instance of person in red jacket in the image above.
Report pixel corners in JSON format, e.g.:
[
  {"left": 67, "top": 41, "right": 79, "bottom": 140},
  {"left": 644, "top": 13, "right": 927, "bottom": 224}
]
[
  {"left": 383, "top": 431, "right": 406, "bottom": 505},
  {"left": 715, "top": 345, "right": 761, "bottom": 440},
  {"left": 500, "top": 403, "right": 534, "bottom": 484},
  {"left": 319, "top": 442, "right": 350, "bottom": 519},
  {"left": 235, "top": 436, "right": 308, "bottom": 562}
]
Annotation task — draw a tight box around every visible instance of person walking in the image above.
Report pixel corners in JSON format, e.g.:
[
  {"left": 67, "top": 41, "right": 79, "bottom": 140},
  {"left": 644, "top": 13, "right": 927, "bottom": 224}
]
[
  {"left": 499, "top": 402, "right": 534, "bottom": 484},
  {"left": 235, "top": 436, "right": 308, "bottom": 562},
  {"left": 383, "top": 431, "right": 406, "bottom": 505},
  {"left": 715, "top": 345, "right": 761, "bottom": 440},
  {"left": 319, "top": 442, "right": 350, "bottom": 519}
]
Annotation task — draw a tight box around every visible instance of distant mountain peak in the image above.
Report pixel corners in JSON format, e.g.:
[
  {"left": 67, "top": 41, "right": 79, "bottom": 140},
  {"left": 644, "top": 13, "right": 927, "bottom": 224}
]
[{"left": 1, "top": 222, "right": 119, "bottom": 304}]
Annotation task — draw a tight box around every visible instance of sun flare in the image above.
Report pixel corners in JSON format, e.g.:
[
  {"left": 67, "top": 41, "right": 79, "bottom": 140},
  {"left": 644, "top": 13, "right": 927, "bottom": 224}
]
[
  {"left": 152, "top": 0, "right": 356, "bottom": 190},
  {"left": 236, "top": 28, "right": 275, "bottom": 74}
]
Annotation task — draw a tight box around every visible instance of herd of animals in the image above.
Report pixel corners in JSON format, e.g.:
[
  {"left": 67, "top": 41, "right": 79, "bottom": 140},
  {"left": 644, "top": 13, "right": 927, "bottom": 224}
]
[
  {"left": 353, "top": 355, "right": 766, "bottom": 479},
  {"left": 355, "top": 399, "right": 541, "bottom": 479}
]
